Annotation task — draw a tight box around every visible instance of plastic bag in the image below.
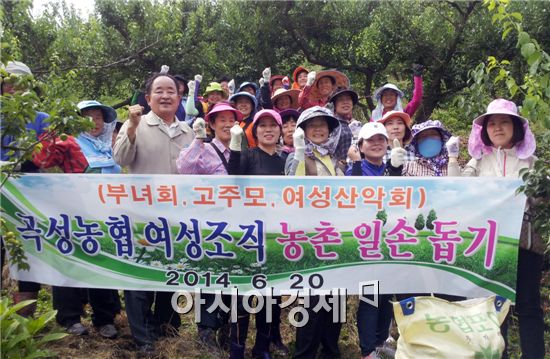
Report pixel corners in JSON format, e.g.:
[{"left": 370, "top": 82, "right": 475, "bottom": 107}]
[{"left": 393, "top": 295, "right": 509, "bottom": 358}]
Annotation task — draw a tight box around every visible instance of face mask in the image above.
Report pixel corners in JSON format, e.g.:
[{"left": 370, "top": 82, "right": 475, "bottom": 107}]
[{"left": 418, "top": 137, "right": 442, "bottom": 158}]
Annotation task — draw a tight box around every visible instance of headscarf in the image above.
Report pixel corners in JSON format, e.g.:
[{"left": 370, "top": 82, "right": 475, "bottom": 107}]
[
  {"left": 296, "top": 106, "right": 341, "bottom": 158},
  {"left": 371, "top": 84, "right": 404, "bottom": 121},
  {"left": 410, "top": 120, "right": 451, "bottom": 177},
  {"left": 75, "top": 121, "right": 120, "bottom": 173},
  {"left": 304, "top": 124, "right": 341, "bottom": 158}
]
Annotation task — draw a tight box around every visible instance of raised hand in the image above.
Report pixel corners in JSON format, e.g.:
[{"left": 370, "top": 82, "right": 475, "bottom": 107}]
[
  {"left": 445, "top": 136, "right": 460, "bottom": 158},
  {"left": 262, "top": 67, "right": 271, "bottom": 84},
  {"left": 192, "top": 118, "right": 207, "bottom": 139},
  {"left": 347, "top": 144, "right": 361, "bottom": 162},
  {"left": 128, "top": 104, "right": 144, "bottom": 129},
  {"left": 228, "top": 79, "right": 235, "bottom": 95},
  {"left": 229, "top": 121, "right": 244, "bottom": 151},
  {"left": 390, "top": 138, "right": 407, "bottom": 168},
  {"left": 292, "top": 127, "right": 306, "bottom": 161},
  {"left": 306, "top": 71, "right": 316, "bottom": 87}
]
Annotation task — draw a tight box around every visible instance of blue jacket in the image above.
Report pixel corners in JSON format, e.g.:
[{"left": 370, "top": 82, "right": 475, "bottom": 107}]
[{"left": 1, "top": 111, "right": 49, "bottom": 161}]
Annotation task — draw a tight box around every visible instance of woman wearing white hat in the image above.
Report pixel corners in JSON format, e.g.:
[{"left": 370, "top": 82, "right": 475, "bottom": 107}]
[
  {"left": 371, "top": 64, "right": 424, "bottom": 121},
  {"left": 346, "top": 122, "right": 404, "bottom": 359}
]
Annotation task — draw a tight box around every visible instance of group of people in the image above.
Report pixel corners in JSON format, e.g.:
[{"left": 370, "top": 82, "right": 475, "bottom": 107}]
[{"left": 1, "top": 60, "right": 545, "bottom": 359}]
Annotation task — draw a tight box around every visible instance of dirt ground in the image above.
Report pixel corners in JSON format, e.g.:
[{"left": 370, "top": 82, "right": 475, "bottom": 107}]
[{"left": 2, "top": 269, "right": 549, "bottom": 359}]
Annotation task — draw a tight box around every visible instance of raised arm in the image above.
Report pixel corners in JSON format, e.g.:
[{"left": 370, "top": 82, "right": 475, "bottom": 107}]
[
  {"left": 113, "top": 106, "right": 141, "bottom": 167},
  {"left": 404, "top": 64, "right": 424, "bottom": 117}
]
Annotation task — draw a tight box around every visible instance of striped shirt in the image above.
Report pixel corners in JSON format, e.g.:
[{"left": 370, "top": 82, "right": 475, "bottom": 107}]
[
  {"left": 383, "top": 144, "right": 417, "bottom": 164},
  {"left": 403, "top": 158, "right": 448, "bottom": 177}
]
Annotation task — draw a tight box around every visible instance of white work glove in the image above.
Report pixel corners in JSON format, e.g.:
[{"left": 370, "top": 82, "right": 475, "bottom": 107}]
[
  {"left": 262, "top": 67, "right": 271, "bottom": 84},
  {"left": 160, "top": 65, "right": 169, "bottom": 74},
  {"left": 445, "top": 136, "right": 460, "bottom": 158},
  {"left": 282, "top": 76, "right": 290, "bottom": 90},
  {"left": 188, "top": 80, "right": 196, "bottom": 94},
  {"left": 229, "top": 122, "right": 243, "bottom": 151},
  {"left": 306, "top": 71, "right": 316, "bottom": 86},
  {"left": 192, "top": 118, "right": 207, "bottom": 139},
  {"left": 228, "top": 79, "right": 235, "bottom": 95},
  {"left": 390, "top": 138, "right": 407, "bottom": 168},
  {"left": 194, "top": 74, "right": 202, "bottom": 83},
  {"left": 293, "top": 127, "right": 306, "bottom": 162}
]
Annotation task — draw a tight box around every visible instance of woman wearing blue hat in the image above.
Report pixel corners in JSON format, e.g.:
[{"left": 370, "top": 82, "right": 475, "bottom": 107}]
[
  {"left": 230, "top": 91, "right": 259, "bottom": 149},
  {"left": 33, "top": 100, "right": 121, "bottom": 174},
  {"left": 31, "top": 100, "right": 121, "bottom": 338}
]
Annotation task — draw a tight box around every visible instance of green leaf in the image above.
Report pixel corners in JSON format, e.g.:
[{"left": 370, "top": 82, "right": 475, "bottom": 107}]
[
  {"left": 36, "top": 332, "right": 68, "bottom": 344},
  {"left": 527, "top": 51, "right": 541, "bottom": 66},
  {"left": 502, "top": 26, "right": 512, "bottom": 40},
  {"left": 0, "top": 300, "right": 36, "bottom": 321},
  {"left": 520, "top": 43, "right": 536, "bottom": 58},
  {"left": 508, "top": 83, "right": 518, "bottom": 97},
  {"left": 517, "top": 31, "right": 530, "bottom": 46},
  {"left": 24, "top": 349, "right": 54, "bottom": 359},
  {"left": 6, "top": 332, "right": 31, "bottom": 349},
  {"left": 3, "top": 320, "right": 21, "bottom": 340},
  {"left": 510, "top": 12, "right": 522, "bottom": 21}
]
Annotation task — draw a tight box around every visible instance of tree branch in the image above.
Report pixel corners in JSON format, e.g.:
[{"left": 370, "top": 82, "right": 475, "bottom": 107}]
[
  {"left": 433, "top": 4, "right": 459, "bottom": 27},
  {"left": 280, "top": 1, "right": 372, "bottom": 73},
  {"left": 33, "top": 37, "right": 161, "bottom": 74},
  {"left": 446, "top": 0, "right": 465, "bottom": 17}
]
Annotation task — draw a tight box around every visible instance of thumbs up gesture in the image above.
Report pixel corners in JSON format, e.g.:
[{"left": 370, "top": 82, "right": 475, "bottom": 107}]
[
  {"left": 347, "top": 144, "right": 361, "bottom": 162},
  {"left": 390, "top": 138, "right": 407, "bottom": 168}
]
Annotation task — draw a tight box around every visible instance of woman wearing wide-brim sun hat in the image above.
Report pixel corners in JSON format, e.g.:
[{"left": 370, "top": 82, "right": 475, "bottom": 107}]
[
  {"left": 446, "top": 98, "right": 544, "bottom": 359},
  {"left": 298, "top": 69, "right": 350, "bottom": 110},
  {"left": 269, "top": 75, "right": 286, "bottom": 93},
  {"left": 292, "top": 65, "right": 309, "bottom": 90},
  {"left": 270, "top": 88, "right": 300, "bottom": 112},
  {"left": 285, "top": 106, "right": 344, "bottom": 358}
]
